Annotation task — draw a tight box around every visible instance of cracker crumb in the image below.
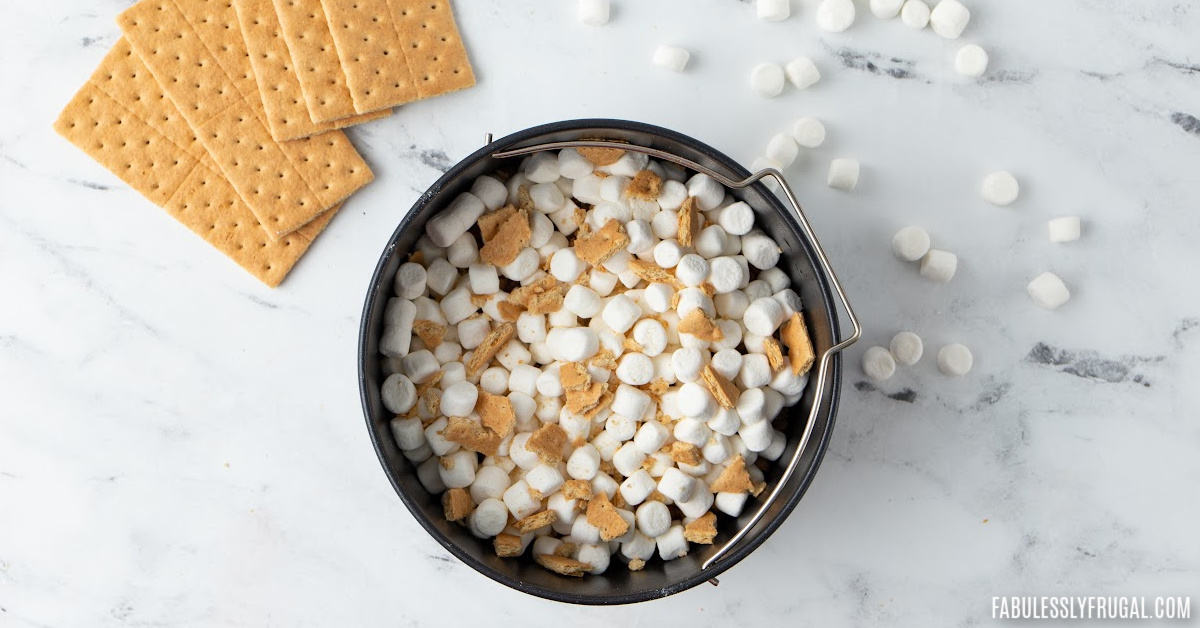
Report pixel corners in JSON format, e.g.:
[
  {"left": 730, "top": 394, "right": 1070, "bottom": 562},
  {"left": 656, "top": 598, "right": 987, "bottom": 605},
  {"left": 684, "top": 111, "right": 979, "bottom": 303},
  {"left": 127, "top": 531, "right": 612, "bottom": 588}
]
[
  {"left": 628, "top": 557, "right": 646, "bottom": 571},
  {"left": 409, "top": 251, "right": 426, "bottom": 265},
  {"left": 514, "top": 509, "right": 558, "bottom": 533},
  {"left": 565, "top": 381, "right": 606, "bottom": 415},
  {"left": 559, "top": 361, "right": 592, "bottom": 392},
  {"left": 573, "top": 206, "right": 587, "bottom": 229},
  {"left": 493, "top": 533, "right": 524, "bottom": 557},
  {"left": 469, "top": 294, "right": 491, "bottom": 308},
  {"left": 699, "top": 282, "right": 716, "bottom": 297},
  {"left": 412, "top": 319, "right": 447, "bottom": 349},
  {"left": 581, "top": 386, "right": 615, "bottom": 421},
  {"left": 781, "top": 312, "right": 816, "bottom": 375},
  {"left": 599, "top": 459, "right": 618, "bottom": 478},
  {"left": 516, "top": 186, "right": 534, "bottom": 212},
  {"left": 574, "top": 219, "right": 630, "bottom": 266},
  {"left": 465, "top": 323, "right": 515, "bottom": 376},
  {"left": 478, "top": 205, "right": 517, "bottom": 241},
  {"left": 701, "top": 364, "right": 739, "bottom": 409},
  {"left": 642, "top": 378, "right": 670, "bottom": 401},
  {"left": 683, "top": 512, "right": 718, "bottom": 544},
  {"left": 535, "top": 553, "right": 592, "bottom": 577},
  {"left": 678, "top": 309, "right": 725, "bottom": 342},
  {"left": 611, "top": 490, "right": 628, "bottom": 509},
  {"left": 442, "top": 487, "right": 473, "bottom": 522},
  {"left": 509, "top": 275, "right": 564, "bottom": 315},
  {"left": 710, "top": 454, "right": 755, "bottom": 494},
  {"left": 763, "top": 336, "right": 785, "bottom": 372},
  {"left": 644, "top": 490, "right": 669, "bottom": 503},
  {"left": 589, "top": 348, "right": 616, "bottom": 369},
  {"left": 554, "top": 542, "right": 578, "bottom": 558},
  {"left": 562, "top": 479, "right": 593, "bottom": 501},
  {"left": 678, "top": 196, "right": 700, "bottom": 247},
  {"left": 479, "top": 208, "right": 531, "bottom": 266},
  {"left": 441, "top": 415, "right": 502, "bottom": 456},
  {"left": 578, "top": 146, "right": 625, "bottom": 166},
  {"left": 476, "top": 391, "right": 516, "bottom": 438},
  {"left": 496, "top": 300, "right": 525, "bottom": 321},
  {"left": 623, "top": 337, "right": 644, "bottom": 353},
  {"left": 586, "top": 492, "right": 631, "bottom": 541},
  {"left": 625, "top": 169, "right": 662, "bottom": 200},
  {"left": 526, "top": 423, "right": 568, "bottom": 465},
  {"left": 627, "top": 259, "right": 684, "bottom": 290},
  {"left": 670, "top": 441, "right": 702, "bottom": 466}
]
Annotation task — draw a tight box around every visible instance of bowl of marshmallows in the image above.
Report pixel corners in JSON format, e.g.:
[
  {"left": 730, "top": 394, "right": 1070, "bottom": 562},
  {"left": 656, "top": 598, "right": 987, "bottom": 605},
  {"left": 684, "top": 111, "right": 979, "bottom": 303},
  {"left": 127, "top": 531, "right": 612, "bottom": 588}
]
[{"left": 358, "top": 119, "right": 854, "bottom": 604}]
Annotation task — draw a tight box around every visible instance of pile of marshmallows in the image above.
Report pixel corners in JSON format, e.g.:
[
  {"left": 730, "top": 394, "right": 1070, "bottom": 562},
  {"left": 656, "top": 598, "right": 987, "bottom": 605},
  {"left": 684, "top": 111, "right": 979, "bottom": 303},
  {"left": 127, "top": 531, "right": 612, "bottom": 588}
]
[{"left": 379, "top": 146, "right": 816, "bottom": 576}]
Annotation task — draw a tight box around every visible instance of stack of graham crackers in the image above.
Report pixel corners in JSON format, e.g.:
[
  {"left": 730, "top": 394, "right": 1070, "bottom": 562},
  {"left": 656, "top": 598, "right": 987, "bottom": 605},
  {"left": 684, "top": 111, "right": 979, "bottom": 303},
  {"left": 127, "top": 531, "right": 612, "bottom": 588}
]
[{"left": 54, "top": 0, "right": 475, "bottom": 287}]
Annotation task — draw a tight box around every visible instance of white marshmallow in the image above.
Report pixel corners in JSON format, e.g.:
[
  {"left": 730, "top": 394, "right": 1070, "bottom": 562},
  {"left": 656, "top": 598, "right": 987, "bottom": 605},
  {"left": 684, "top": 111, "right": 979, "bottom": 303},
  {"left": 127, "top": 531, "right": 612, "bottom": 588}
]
[
  {"left": 447, "top": 232, "right": 479, "bottom": 269},
  {"left": 439, "top": 449, "right": 478, "bottom": 489},
  {"left": 900, "top": 0, "right": 930, "bottom": 28},
  {"left": 602, "top": 295, "right": 641, "bottom": 333},
  {"left": 547, "top": 493, "right": 578, "bottom": 527},
  {"left": 657, "top": 182, "right": 688, "bottom": 214},
  {"left": 929, "top": 0, "right": 970, "bottom": 38},
  {"left": 426, "top": 192, "right": 486, "bottom": 247},
  {"left": 892, "top": 226, "right": 931, "bottom": 262},
  {"left": 658, "top": 468, "right": 696, "bottom": 503},
  {"left": 1048, "top": 217, "right": 1081, "bottom": 243},
  {"left": 735, "top": 387, "right": 768, "bottom": 425},
  {"left": 468, "top": 498, "right": 507, "bottom": 538},
  {"left": 769, "top": 367, "right": 808, "bottom": 396},
  {"left": 653, "top": 45, "right": 690, "bottom": 72},
  {"left": 625, "top": 219, "right": 656, "bottom": 256},
  {"left": 708, "top": 407, "right": 741, "bottom": 437},
  {"left": 653, "top": 239, "right": 685, "bottom": 269},
  {"left": 677, "top": 382, "right": 716, "bottom": 419},
  {"left": 415, "top": 235, "right": 446, "bottom": 263},
  {"left": 389, "top": 414, "right": 425, "bottom": 451},
  {"left": 548, "top": 248, "right": 584, "bottom": 284},
  {"left": 981, "top": 171, "right": 1019, "bottom": 206},
  {"left": 696, "top": 225, "right": 731, "bottom": 260},
  {"left": 533, "top": 535, "right": 564, "bottom": 558},
  {"left": 890, "top": 331, "right": 924, "bottom": 366},
  {"left": 591, "top": 472, "right": 619, "bottom": 500},
  {"left": 955, "top": 44, "right": 989, "bottom": 77},
  {"left": 616, "top": 353, "right": 655, "bottom": 386},
  {"left": 750, "top": 62, "right": 786, "bottom": 97},
  {"left": 464, "top": 264, "right": 500, "bottom": 299},
  {"left": 599, "top": 176, "right": 630, "bottom": 204},
  {"left": 785, "top": 57, "right": 821, "bottom": 90},
  {"left": 741, "top": 231, "right": 781, "bottom": 270},
  {"left": 671, "top": 347, "right": 706, "bottom": 383},
  {"left": 530, "top": 182, "right": 565, "bottom": 214},
  {"left": 506, "top": 173, "right": 531, "bottom": 204},
  {"left": 470, "top": 175, "right": 508, "bottom": 211},
  {"left": 470, "top": 466, "right": 512, "bottom": 503},
  {"left": 559, "top": 285, "right": 600, "bottom": 320},
  {"left": 380, "top": 302, "right": 416, "bottom": 358},
  {"left": 714, "top": 489, "right": 749, "bottom": 519},
  {"left": 632, "top": 421, "right": 669, "bottom": 455},
  {"left": 740, "top": 419, "right": 774, "bottom": 452},
  {"left": 547, "top": 327, "right": 600, "bottom": 362},
  {"left": 1027, "top": 272, "right": 1071, "bottom": 310},
  {"left": 529, "top": 212, "right": 554, "bottom": 248},
  {"left": 744, "top": 279, "right": 771, "bottom": 302},
  {"left": 738, "top": 355, "right": 772, "bottom": 390},
  {"left": 577, "top": 0, "right": 610, "bottom": 26},
  {"left": 617, "top": 269, "right": 642, "bottom": 290},
  {"left": 766, "top": 134, "right": 800, "bottom": 168},
  {"left": 612, "top": 442, "right": 647, "bottom": 478},
  {"left": 675, "top": 417, "right": 713, "bottom": 447},
  {"left": 715, "top": 291, "right": 750, "bottom": 320},
  {"left": 744, "top": 297, "right": 787, "bottom": 335},
  {"left": 790, "top": 118, "right": 826, "bottom": 150},
  {"left": 434, "top": 341, "right": 463, "bottom": 365},
  {"left": 394, "top": 262, "right": 427, "bottom": 300},
  {"left": 516, "top": 312, "right": 547, "bottom": 345},
  {"left": 863, "top": 346, "right": 897, "bottom": 380},
  {"left": 612, "top": 384, "right": 653, "bottom": 421},
  {"left": 759, "top": 267, "right": 789, "bottom": 293},
  {"left": 549, "top": 205, "right": 581, "bottom": 237},
  {"left": 643, "top": 283, "right": 675, "bottom": 314},
  {"left": 870, "top": 0, "right": 904, "bottom": 18},
  {"left": 602, "top": 249, "right": 632, "bottom": 274},
  {"left": 457, "top": 317, "right": 491, "bottom": 350},
  {"left": 676, "top": 485, "right": 714, "bottom": 519},
  {"left": 416, "top": 456, "right": 447, "bottom": 494},
  {"left": 686, "top": 174, "right": 725, "bottom": 212},
  {"left": 591, "top": 432, "right": 622, "bottom": 463},
  {"left": 606, "top": 414, "right": 638, "bottom": 442},
  {"left": 572, "top": 174, "right": 604, "bottom": 206},
  {"left": 425, "top": 258, "right": 457, "bottom": 297},
  {"left": 757, "top": 0, "right": 790, "bottom": 21},
  {"left": 621, "top": 531, "right": 657, "bottom": 562},
  {"left": 656, "top": 525, "right": 689, "bottom": 561},
  {"left": 570, "top": 517, "right": 602, "bottom": 545},
  {"left": 710, "top": 348, "right": 744, "bottom": 381},
  {"left": 584, "top": 268, "right": 616, "bottom": 296},
  {"left": 577, "top": 544, "right": 610, "bottom": 575},
  {"left": 632, "top": 319, "right": 668, "bottom": 357},
  {"left": 503, "top": 479, "right": 542, "bottom": 520},
  {"left": 526, "top": 464, "right": 565, "bottom": 497},
  {"left": 937, "top": 343, "right": 974, "bottom": 376},
  {"left": 711, "top": 204, "right": 751, "bottom": 240},
  {"left": 817, "top": 0, "right": 856, "bottom": 32},
  {"left": 510, "top": 433, "right": 540, "bottom": 469},
  {"left": 598, "top": 151, "right": 650, "bottom": 178},
  {"left": 762, "top": 430, "right": 787, "bottom": 461},
  {"left": 524, "top": 152, "right": 560, "bottom": 184},
  {"left": 440, "top": 287, "right": 479, "bottom": 325},
  {"left": 536, "top": 365, "right": 564, "bottom": 397},
  {"left": 507, "top": 364, "right": 540, "bottom": 397},
  {"left": 706, "top": 257, "right": 744, "bottom": 295},
  {"left": 673, "top": 254, "right": 708, "bottom": 288},
  {"left": 827, "top": 158, "right": 861, "bottom": 191},
  {"left": 441, "top": 381, "right": 480, "bottom": 416},
  {"left": 401, "top": 350, "right": 440, "bottom": 384},
  {"left": 495, "top": 340, "right": 531, "bottom": 371},
  {"left": 920, "top": 249, "right": 958, "bottom": 283},
  {"left": 500, "top": 248, "right": 540, "bottom": 282}
]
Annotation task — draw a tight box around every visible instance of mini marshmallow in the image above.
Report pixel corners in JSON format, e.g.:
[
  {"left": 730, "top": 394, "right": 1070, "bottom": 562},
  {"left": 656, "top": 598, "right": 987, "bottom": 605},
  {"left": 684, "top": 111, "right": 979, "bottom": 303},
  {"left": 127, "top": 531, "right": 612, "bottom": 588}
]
[
  {"left": 920, "top": 249, "right": 958, "bottom": 283},
  {"left": 676, "top": 485, "right": 714, "bottom": 519},
  {"left": 741, "top": 231, "right": 781, "bottom": 270},
  {"left": 626, "top": 220, "right": 656, "bottom": 255},
  {"left": 612, "top": 442, "right": 648, "bottom": 478},
  {"left": 633, "top": 421, "right": 671, "bottom": 455},
  {"left": 524, "top": 152, "right": 561, "bottom": 185},
  {"left": 612, "top": 384, "right": 653, "bottom": 421},
  {"left": 526, "top": 464, "right": 565, "bottom": 497},
  {"left": 636, "top": 501, "right": 672, "bottom": 538},
  {"left": 591, "top": 472, "right": 619, "bottom": 500},
  {"left": 675, "top": 417, "right": 713, "bottom": 447},
  {"left": 735, "top": 387, "right": 768, "bottom": 425},
  {"left": 712, "top": 204, "right": 753, "bottom": 240},
  {"left": 785, "top": 56, "right": 821, "bottom": 90},
  {"left": 536, "top": 365, "right": 564, "bottom": 397},
  {"left": 740, "top": 419, "right": 774, "bottom": 452},
  {"left": 447, "top": 232, "right": 478, "bottom": 269},
  {"left": 439, "top": 449, "right": 478, "bottom": 489},
  {"left": 708, "top": 407, "right": 741, "bottom": 437},
  {"left": 434, "top": 341, "right": 463, "bottom": 365},
  {"left": 773, "top": 289, "right": 802, "bottom": 317},
  {"left": 686, "top": 174, "right": 725, "bottom": 212},
  {"left": 529, "top": 212, "right": 554, "bottom": 248},
  {"left": 426, "top": 192, "right": 486, "bottom": 247},
  {"left": 470, "top": 175, "right": 508, "bottom": 211},
  {"left": 617, "top": 270, "right": 642, "bottom": 290},
  {"left": 591, "top": 432, "right": 622, "bottom": 462},
  {"left": 417, "top": 457, "right": 447, "bottom": 494},
  {"left": 602, "top": 249, "right": 632, "bottom": 274},
  {"left": 769, "top": 366, "right": 808, "bottom": 396},
  {"left": 1048, "top": 217, "right": 1081, "bottom": 243},
  {"left": 516, "top": 313, "right": 547, "bottom": 344},
  {"left": 715, "top": 491, "right": 749, "bottom": 517},
  {"left": 606, "top": 414, "right": 638, "bottom": 442},
  {"left": 677, "top": 382, "right": 716, "bottom": 420},
  {"left": 827, "top": 158, "right": 861, "bottom": 191},
  {"left": 464, "top": 264, "right": 498, "bottom": 296},
  {"left": 503, "top": 479, "right": 542, "bottom": 520},
  {"left": 750, "top": 62, "right": 786, "bottom": 97},
  {"left": 901, "top": 0, "right": 930, "bottom": 28},
  {"left": 468, "top": 498, "right": 507, "bottom": 538},
  {"left": 440, "top": 363, "right": 466, "bottom": 389},
  {"left": 389, "top": 415, "right": 425, "bottom": 451},
  {"left": 738, "top": 355, "right": 772, "bottom": 390},
  {"left": 870, "top": 0, "right": 904, "bottom": 18},
  {"left": 562, "top": 285, "right": 601, "bottom": 320},
  {"left": 937, "top": 343, "right": 974, "bottom": 376},
  {"left": 577, "top": 0, "right": 610, "bottom": 25},
  {"left": 704, "top": 257, "right": 743, "bottom": 295},
  {"left": 510, "top": 433, "right": 540, "bottom": 469},
  {"left": 715, "top": 291, "right": 750, "bottom": 319},
  {"left": 616, "top": 353, "right": 655, "bottom": 386},
  {"left": 862, "top": 346, "right": 896, "bottom": 380},
  {"left": 761, "top": 430, "right": 787, "bottom": 462},
  {"left": 501, "top": 248, "right": 541, "bottom": 282},
  {"left": 744, "top": 297, "right": 787, "bottom": 335},
  {"left": 710, "top": 348, "right": 744, "bottom": 381},
  {"left": 394, "top": 262, "right": 427, "bottom": 300},
  {"left": 589, "top": 269, "right": 619, "bottom": 297},
  {"left": 507, "top": 364, "right": 541, "bottom": 397},
  {"left": 759, "top": 267, "right": 789, "bottom": 293},
  {"left": 530, "top": 183, "right": 565, "bottom": 214},
  {"left": 694, "top": 226, "right": 729, "bottom": 259},
  {"left": 599, "top": 176, "right": 630, "bottom": 204},
  {"left": 533, "top": 535, "right": 564, "bottom": 558},
  {"left": 653, "top": 45, "right": 690, "bottom": 72},
  {"left": 442, "top": 381, "right": 480, "bottom": 416},
  {"left": 643, "top": 283, "right": 675, "bottom": 314},
  {"left": 547, "top": 493, "right": 578, "bottom": 526},
  {"left": 549, "top": 205, "right": 580, "bottom": 237},
  {"left": 621, "top": 532, "right": 657, "bottom": 562},
  {"left": 792, "top": 117, "right": 826, "bottom": 148},
  {"left": 549, "top": 248, "right": 585, "bottom": 283},
  {"left": 1028, "top": 272, "right": 1071, "bottom": 310},
  {"left": 470, "top": 466, "right": 512, "bottom": 503},
  {"left": 673, "top": 254, "right": 708, "bottom": 288},
  {"left": 577, "top": 544, "right": 610, "bottom": 575},
  {"left": 415, "top": 235, "right": 446, "bottom": 263},
  {"left": 929, "top": 0, "right": 970, "bottom": 39},
  {"left": 401, "top": 350, "right": 441, "bottom": 384},
  {"left": 495, "top": 340, "right": 532, "bottom": 371},
  {"left": 893, "top": 226, "right": 932, "bottom": 262},
  {"left": 655, "top": 184, "right": 687, "bottom": 217},
  {"left": 653, "top": 239, "right": 684, "bottom": 269},
  {"left": 632, "top": 319, "right": 668, "bottom": 357},
  {"left": 766, "top": 134, "right": 800, "bottom": 168},
  {"left": 658, "top": 468, "right": 696, "bottom": 503},
  {"left": 572, "top": 175, "right": 604, "bottom": 207},
  {"left": 457, "top": 317, "right": 491, "bottom": 350},
  {"left": 890, "top": 331, "right": 924, "bottom": 365},
  {"left": 425, "top": 259, "right": 458, "bottom": 296},
  {"left": 757, "top": 0, "right": 790, "bottom": 21},
  {"left": 380, "top": 303, "right": 416, "bottom": 358},
  {"left": 981, "top": 171, "right": 1019, "bottom": 206},
  {"left": 602, "top": 295, "right": 642, "bottom": 333},
  {"left": 677, "top": 289, "right": 716, "bottom": 321},
  {"left": 955, "top": 44, "right": 989, "bottom": 77},
  {"left": 547, "top": 327, "right": 600, "bottom": 362},
  {"left": 652, "top": 354, "right": 677, "bottom": 385},
  {"left": 656, "top": 525, "right": 689, "bottom": 561},
  {"left": 672, "top": 347, "right": 706, "bottom": 383},
  {"left": 817, "top": 0, "right": 856, "bottom": 32}
]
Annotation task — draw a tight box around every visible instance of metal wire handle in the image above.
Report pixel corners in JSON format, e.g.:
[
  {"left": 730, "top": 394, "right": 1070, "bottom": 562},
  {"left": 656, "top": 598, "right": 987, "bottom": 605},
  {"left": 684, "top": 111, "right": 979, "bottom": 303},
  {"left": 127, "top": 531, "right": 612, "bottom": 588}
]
[{"left": 490, "top": 139, "right": 862, "bottom": 574}]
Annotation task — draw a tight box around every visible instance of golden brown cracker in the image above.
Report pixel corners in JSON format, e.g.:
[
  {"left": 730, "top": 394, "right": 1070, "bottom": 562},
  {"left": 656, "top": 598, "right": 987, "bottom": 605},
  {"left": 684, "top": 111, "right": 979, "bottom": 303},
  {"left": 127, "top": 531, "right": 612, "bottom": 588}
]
[
  {"left": 578, "top": 146, "right": 624, "bottom": 166},
  {"left": 479, "top": 208, "right": 530, "bottom": 266},
  {"left": 525, "top": 423, "right": 567, "bottom": 465},
  {"left": 559, "top": 362, "right": 592, "bottom": 392},
  {"left": 441, "top": 487, "right": 472, "bottom": 521},
  {"left": 464, "top": 322, "right": 514, "bottom": 376},
  {"left": 574, "top": 219, "right": 629, "bottom": 266},
  {"left": 412, "top": 319, "right": 446, "bottom": 348},
  {"left": 440, "top": 415, "right": 501, "bottom": 456},
  {"left": 535, "top": 553, "right": 591, "bottom": 577},
  {"left": 565, "top": 381, "right": 606, "bottom": 415},
  {"left": 684, "top": 512, "right": 718, "bottom": 544},
  {"left": 476, "top": 391, "right": 516, "bottom": 438},
  {"left": 477, "top": 205, "right": 516, "bottom": 241},
  {"left": 493, "top": 533, "right": 524, "bottom": 557},
  {"left": 386, "top": 0, "right": 476, "bottom": 98},
  {"left": 678, "top": 196, "right": 700, "bottom": 247},
  {"left": 781, "top": 312, "right": 816, "bottom": 375},
  {"left": 625, "top": 169, "right": 662, "bottom": 200},
  {"left": 319, "top": 0, "right": 419, "bottom": 113},
  {"left": 701, "top": 364, "right": 739, "bottom": 409},
  {"left": 677, "top": 309, "right": 725, "bottom": 342},
  {"left": 514, "top": 510, "right": 557, "bottom": 534},
  {"left": 710, "top": 455, "right": 755, "bottom": 494},
  {"left": 585, "top": 493, "right": 630, "bottom": 542},
  {"left": 561, "top": 479, "right": 592, "bottom": 501},
  {"left": 272, "top": 0, "right": 363, "bottom": 123},
  {"left": 669, "top": 442, "right": 702, "bottom": 466},
  {"left": 763, "top": 336, "right": 785, "bottom": 372},
  {"left": 508, "top": 275, "right": 563, "bottom": 315}
]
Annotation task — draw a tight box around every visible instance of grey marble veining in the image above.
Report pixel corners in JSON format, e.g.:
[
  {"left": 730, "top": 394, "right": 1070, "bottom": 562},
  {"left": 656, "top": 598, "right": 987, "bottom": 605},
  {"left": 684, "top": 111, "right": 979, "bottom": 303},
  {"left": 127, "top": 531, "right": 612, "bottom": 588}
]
[{"left": 1, "top": 0, "right": 1198, "bottom": 625}]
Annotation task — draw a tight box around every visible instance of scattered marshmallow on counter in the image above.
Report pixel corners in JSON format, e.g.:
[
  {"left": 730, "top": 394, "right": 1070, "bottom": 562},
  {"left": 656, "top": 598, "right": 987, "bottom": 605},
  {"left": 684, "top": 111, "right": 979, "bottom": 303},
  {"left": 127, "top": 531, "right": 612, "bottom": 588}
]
[
  {"left": 827, "top": 158, "right": 861, "bottom": 191},
  {"left": 981, "top": 171, "right": 1020, "bottom": 206},
  {"left": 929, "top": 0, "right": 970, "bottom": 39},
  {"left": 862, "top": 346, "right": 897, "bottom": 380},
  {"left": 817, "top": 0, "right": 856, "bottom": 32},
  {"left": 784, "top": 57, "right": 821, "bottom": 90},
  {"left": 1048, "top": 217, "right": 1081, "bottom": 243},
  {"left": 750, "top": 63, "right": 787, "bottom": 97},
  {"left": 653, "top": 45, "right": 691, "bottom": 72},
  {"left": 870, "top": 0, "right": 904, "bottom": 18},
  {"left": 937, "top": 343, "right": 974, "bottom": 376},
  {"left": 920, "top": 249, "right": 958, "bottom": 283},
  {"left": 955, "top": 44, "right": 989, "bottom": 77},
  {"left": 889, "top": 331, "right": 924, "bottom": 366},
  {"left": 900, "top": 0, "right": 931, "bottom": 28},
  {"left": 577, "top": 0, "right": 610, "bottom": 26},
  {"left": 892, "top": 226, "right": 931, "bottom": 262},
  {"left": 757, "top": 0, "right": 791, "bottom": 21},
  {"left": 766, "top": 134, "right": 800, "bottom": 168},
  {"left": 792, "top": 117, "right": 826, "bottom": 148},
  {"left": 1027, "top": 272, "right": 1071, "bottom": 310}
]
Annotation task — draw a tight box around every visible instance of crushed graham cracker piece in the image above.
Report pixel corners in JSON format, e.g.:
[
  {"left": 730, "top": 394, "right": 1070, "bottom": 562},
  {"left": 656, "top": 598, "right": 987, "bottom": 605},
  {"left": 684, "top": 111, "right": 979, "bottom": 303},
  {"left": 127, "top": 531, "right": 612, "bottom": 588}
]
[
  {"left": 479, "top": 208, "right": 531, "bottom": 266},
  {"left": 493, "top": 533, "right": 524, "bottom": 558},
  {"left": 628, "top": 557, "right": 646, "bottom": 571},
  {"left": 644, "top": 490, "right": 669, "bottom": 503},
  {"left": 670, "top": 442, "right": 702, "bottom": 466},
  {"left": 478, "top": 205, "right": 517, "bottom": 241},
  {"left": 678, "top": 309, "right": 725, "bottom": 342},
  {"left": 465, "top": 323, "right": 515, "bottom": 376},
  {"left": 781, "top": 312, "right": 816, "bottom": 375},
  {"left": 526, "top": 424, "right": 568, "bottom": 465},
  {"left": 751, "top": 481, "right": 767, "bottom": 497},
  {"left": 477, "top": 391, "right": 516, "bottom": 438},
  {"left": 408, "top": 251, "right": 425, "bottom": 265},
  {"left": 496, "top": 300, "right": 525, "bottom": 321},
  {"left": 412, "top": 320, "right": 447, "bottom": 349},
  {"left": 509, "top": 275, "right": 564, "bottom": 315},
  {"left": 586, "top": 492, "right": 631, "bottom": 541},
  {"left": 514, "top": 509, "right": 558, "bottom": 533},
  {"left": 555, "top": 542, "right": 578, "bottom": 558},
  {"left": 701, "top": 364, "right": 739, "bottom": 409},
  {"left": 573, "top": 206, "right": 587, "bottom": 229},
  {"left": 700, "top": 282, "right": 716, "bottom": 297},
  {"left": 565, "top": 381, "right": 607, "bottom": 415},
  {"left": 625, "top": 169, "right": 662, "bottom": 200},
  {"left": 516, "top": 186, "right": 534, "bottom": 212},
  {"left": 578, "top": 146, "right": 624, "bottom": 166},
  {"left": 442, "top": 488, "right": 473, "bottom": 522},
  {"left": 623, "top": 337, "right": 644, "bottom": 353},
  {"left": 441, "top": 415, "right": 502, "bottom": 456},
  {"left": 574, "top": 219, "right": 630, "bottom": 266},
  {"left": 571, "top": 435, "right": 588, "bottom": 448},
  {"left": 763, "top": 337, "right": 785, "bottom": 372},
  {"left": 643, "top": 378, "right": 671, "bottom": 400},
  {"left": 711, "top": 455, "right": 755, "bottom": 494},
  {"left": 536, "top": 553, "right": 592, "bottom": 577},
  {"left": 420, "top": 384, "right": 441, "bottom": 418},
  {"left": 589, "top": 348, "right": 616, "bottom": 369},
  {"left": 684, "top": 512, "right": 718, "bottom": 544},
  {"left": 599, "top": 459, "right": 618, "bottom": 478},
  {"left": 469, "top": 294, "right": 491, "bottom": 308},
  {"left": 581, "top": 390, "right": 615, "bottom": 422},
  {"left": 611, "top": 491, "right": 628, "bottom": 510},
  {"left": 678, "top": 197, "right": 700, "bottom": 247},
  {"left": 562, "top": 479, "right": 593, "bottom": 501},
  {"left": 627, "top": 259, "right": 684, "bottom": 290},
  {"left": 559, "top": 362, "right": 592, "bottom": 392}
]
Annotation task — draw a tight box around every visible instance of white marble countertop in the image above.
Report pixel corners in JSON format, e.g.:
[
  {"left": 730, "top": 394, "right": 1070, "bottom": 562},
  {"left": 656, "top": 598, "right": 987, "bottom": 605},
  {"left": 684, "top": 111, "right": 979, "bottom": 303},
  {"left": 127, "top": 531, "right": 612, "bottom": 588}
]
[{"left": 3, "top": 0, "right": 1198, "bottom": 625}]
